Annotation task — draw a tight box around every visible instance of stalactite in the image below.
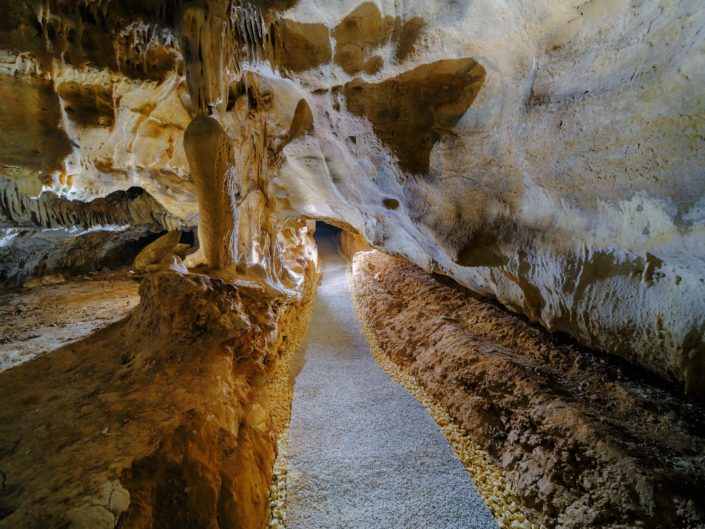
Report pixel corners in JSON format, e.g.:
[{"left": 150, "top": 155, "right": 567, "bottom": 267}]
[
  {"left": 0, "top": 176, "right": 183, "bottom": 231},
  {"left": 176, "top": 1, "right": 311, "bottom": 292}
]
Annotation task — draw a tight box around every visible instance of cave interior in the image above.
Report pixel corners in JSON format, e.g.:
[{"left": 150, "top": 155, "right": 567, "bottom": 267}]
[{"left": 0, "top": 1, "right": 704, "bottom": 529}]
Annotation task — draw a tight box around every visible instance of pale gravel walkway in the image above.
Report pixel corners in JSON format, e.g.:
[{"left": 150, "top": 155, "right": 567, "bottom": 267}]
[{"left": 286, "top": 233, "right": 498, "bottom": 529}]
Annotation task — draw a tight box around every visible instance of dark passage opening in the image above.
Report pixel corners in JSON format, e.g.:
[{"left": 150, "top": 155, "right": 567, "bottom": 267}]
[
  {"left": 313, "top": 221, "right": 343, "bottom": 259},
  {"left": 314, "top": 221, "right": 342, "bottom": 238},
  {"left": 313, "top": 221, "right": 347, "bottom": 259}
]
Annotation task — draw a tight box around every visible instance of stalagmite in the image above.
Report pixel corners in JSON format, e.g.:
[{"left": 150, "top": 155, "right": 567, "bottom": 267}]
[{"left": 183, "top": 115, "right": 237, "bottom": 271}]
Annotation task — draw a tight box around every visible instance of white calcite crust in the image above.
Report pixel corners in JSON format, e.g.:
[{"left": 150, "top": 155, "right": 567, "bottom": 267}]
[{"left": 0, "top": 0, "right": 702, "bottom": 391}]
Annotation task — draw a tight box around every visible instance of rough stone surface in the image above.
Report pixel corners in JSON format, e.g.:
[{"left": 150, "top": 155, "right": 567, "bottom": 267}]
[
  {"left": 0, "top": 232, "right": 317, "bottom": 529},
  {"left": 0, "top": 224, "right": 165, "bottom": 288},
  {"left": 286, "top": 232, "right": 497, "bottom": 529},
  {"left": 270, "top": 1, "right": 705, "bottom": 393},
  {"left": 0, "top": 176, "right": 187, "bottom": 286},
  {"left": 132, "top": 230, "right": 182, "bottom": 271},
  {"left": 0, "top": 268, "right": 139, "bottom": 372},
  {"left": 0, "top": 177, "right": 183, "bottom": 232},
  {"left": 0, "top": 0, "right": 700, "bottom": 390},
  {"left": 351, "top": 249, "right": 705, "bottom": 529},
  {"left": 183, "top": 116, "right": 237, "bottom": 270}
]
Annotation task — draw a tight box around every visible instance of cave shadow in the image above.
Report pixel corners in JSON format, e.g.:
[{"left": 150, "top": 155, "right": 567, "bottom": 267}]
[{"left": 288, "top": 221, "right": 361, "bottom": 387}]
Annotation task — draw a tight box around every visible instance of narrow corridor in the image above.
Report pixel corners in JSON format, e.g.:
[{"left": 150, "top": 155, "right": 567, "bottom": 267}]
[{"left": 285, "top": 230, "right": 497, "bottom": 529}]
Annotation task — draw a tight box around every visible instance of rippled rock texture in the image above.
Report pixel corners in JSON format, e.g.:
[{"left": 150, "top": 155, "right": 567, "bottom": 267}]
[
  {"left": 352, "top": 249, "right": 705, "bottom": 529},
  {"left": 0, "top": 1, "right": 702, "bottom": 392}
]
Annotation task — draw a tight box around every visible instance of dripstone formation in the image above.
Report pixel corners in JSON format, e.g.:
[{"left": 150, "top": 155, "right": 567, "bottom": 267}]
[{"left": 0, "top": 1, "right": 703, "bottom": 528}]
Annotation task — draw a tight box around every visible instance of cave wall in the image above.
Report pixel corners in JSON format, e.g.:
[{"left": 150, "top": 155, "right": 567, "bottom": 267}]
[
  {"left": 0, "top": 176, "right": 187, "bottom": 287},
  {"left": 265, "top": 0, "right": 705, "bottom": 393},
  {"left": 0, "top": 0, "right": 703, "bottom": 392}
]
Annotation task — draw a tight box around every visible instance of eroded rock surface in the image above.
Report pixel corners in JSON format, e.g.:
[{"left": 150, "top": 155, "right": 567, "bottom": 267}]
[
  {"left": 0, "top": 237, "right": 318, "bottom": 529},
  {"left": 351, "top": 250, "right": 705, "bottom": 529},
  {"left": 0, "top": 0, "right": 702, "bottom": 392},
  {"left": 0, "top": 177, "right": 182, "bottom": 231},
  {"left": 0, "top": 225, "right": 164, "bottom": 288},
  {"left": 0, "top": 268, "right": 139, "bottom": 371},
  {"left": 342, "top": 58, "right": 485, "bottom": 174},
  {"left": 0, "top": 176, "right": 186, "bottom": 286},
  {"left": 183, "top": 116, "right": 237, "bottom": 270}
]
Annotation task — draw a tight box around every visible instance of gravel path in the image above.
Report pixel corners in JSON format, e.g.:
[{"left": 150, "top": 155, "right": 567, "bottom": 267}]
[{"left": 286, "top": 235, "right": 497, "bottom": 529}]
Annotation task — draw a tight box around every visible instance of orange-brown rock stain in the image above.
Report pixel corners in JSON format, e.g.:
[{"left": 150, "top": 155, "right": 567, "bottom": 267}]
[
  {"left": 0, "top": 256, "right": 317, "bottom": 529},
  {"left": 351, "top": 250, "right": 705, "bottom": 529}
]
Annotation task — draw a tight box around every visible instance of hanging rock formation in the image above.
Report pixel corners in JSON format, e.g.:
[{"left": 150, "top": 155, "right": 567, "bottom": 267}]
[{"left": 0, "top": 1, "right": 703, "bottom": 385}]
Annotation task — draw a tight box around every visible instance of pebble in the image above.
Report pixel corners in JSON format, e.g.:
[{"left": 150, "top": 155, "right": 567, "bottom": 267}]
[{"left": 266, "top": 428, "right": 290, "bottom": 528}]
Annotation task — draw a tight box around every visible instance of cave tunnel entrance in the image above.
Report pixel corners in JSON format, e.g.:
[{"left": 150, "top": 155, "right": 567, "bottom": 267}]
[
  {"left": 313, "top": 220, "right": 343, "bottom": 250},
  {"left": 314, "top": 220, "right": 342, "bottom": 238},
  {"left": 311, "top": 220, "right": 369, "bottom": 261}
]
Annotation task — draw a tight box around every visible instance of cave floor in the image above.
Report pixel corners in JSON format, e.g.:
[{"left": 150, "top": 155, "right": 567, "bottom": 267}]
[
  {"left": 351, "top": 250, "right": 705, "bottom": 528},
  {"left": 285, "top": 235, "right": 497, "bottom": 529},
  {"left": 0, "top": 269, "right": 139, "bottom": 373}
]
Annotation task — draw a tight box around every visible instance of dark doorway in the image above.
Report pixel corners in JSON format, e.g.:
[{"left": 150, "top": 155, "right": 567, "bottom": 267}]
[{"left": 314, "top": 221, "right": 342, "bottom": 238}]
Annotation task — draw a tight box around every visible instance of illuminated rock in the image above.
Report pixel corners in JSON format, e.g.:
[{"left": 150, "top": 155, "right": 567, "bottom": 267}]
[{"left": 0, "top": 0, "right": 702, "bottom": 391}]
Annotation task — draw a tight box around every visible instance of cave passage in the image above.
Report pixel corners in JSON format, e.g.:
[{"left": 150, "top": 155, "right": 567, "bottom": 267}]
[{"left": 284, "top": 225, "right": 497, "bottom": 528}]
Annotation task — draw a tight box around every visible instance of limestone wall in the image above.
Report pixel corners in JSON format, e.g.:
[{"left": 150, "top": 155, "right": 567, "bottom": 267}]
[{"left": 0, "top": 0, "right": 703, "bottom": 392}]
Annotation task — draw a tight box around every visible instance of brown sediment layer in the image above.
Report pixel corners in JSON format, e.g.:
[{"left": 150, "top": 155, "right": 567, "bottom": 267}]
[
  {"left": 0, "top": 268, "right": 139, "bottom": 372},
  {"left": 350, "top": 250, "right": 705, "bottom": 529},
  {"left": 348, "top": 258, "right": 543, "bottom": 529},
  {"left": 0, "top": 258, "right": 317, "bottom": 529},
  {"left": 267, "top": 256, "right": 320, "bottom": 528},
  {"left": 264, "top": 258, "right": 320, "bottom": 528}
]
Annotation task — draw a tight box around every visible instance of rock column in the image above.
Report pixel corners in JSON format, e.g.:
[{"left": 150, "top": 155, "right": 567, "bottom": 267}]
[{"left": 183, "top": 115, "right": 237, "bottom": 271}]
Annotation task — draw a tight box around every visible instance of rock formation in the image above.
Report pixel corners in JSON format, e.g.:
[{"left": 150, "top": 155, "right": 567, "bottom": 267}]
[
  {"left": 0, "top": 176, "right": 185, "bottom": 286},
  {"left": 184, "top": 116, "right": 237, "bottom": 270},
  {"left": 132, "top": 230, "right": 188, "bottom": 273},
  {"left": 352, "top": 249, "right": 705, "bottom": 528},
  {"left": 0, "top": 232, "right": 318, "bottom": 529},
  {"left": 0, "top": 0, "right": 704, "bottom": 527},
  {"left": 0, "top": 269, "right": 140, "bottom": 372},
  {"left": 0, "top": 0, "right": 701, "bottom": 392}
]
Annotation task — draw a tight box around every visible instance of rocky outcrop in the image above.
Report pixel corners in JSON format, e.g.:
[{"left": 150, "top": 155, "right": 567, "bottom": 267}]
[
  {"left": 0, "top": 176, "right": 187, "bottom": 287},
  {"left": 351, "top": 249, "right": 705, "bottom": 529},
  {"left": 269, "top": 1, "right": 705, "bottom": 394},
  {"left": 132, "top": 230, "right": 188, "bottom": 274},
  {"left": 0, "top": 225, "right": 163, "bottom": 288},
  {"left": 0, "top": 230, "right": 318, "bottom": 529},
  {"left": 0, "top": 177, "right": 182, "bottom": 231},
  {"left": 0, "top": 3, "right": 703, "bottom": 527}
]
